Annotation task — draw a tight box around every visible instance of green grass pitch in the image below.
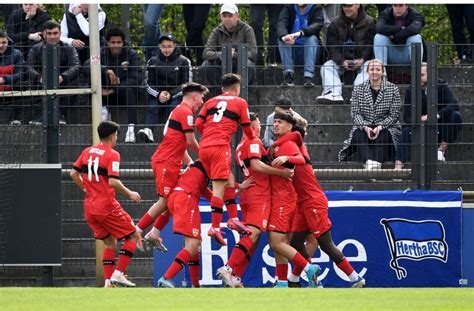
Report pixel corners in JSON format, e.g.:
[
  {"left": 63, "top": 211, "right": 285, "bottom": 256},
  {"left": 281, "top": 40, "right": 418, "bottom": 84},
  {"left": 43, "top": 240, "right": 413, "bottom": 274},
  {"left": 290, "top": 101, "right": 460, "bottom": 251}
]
[{"left": 1, "top": 288, "right": 473, "bottom": 310}]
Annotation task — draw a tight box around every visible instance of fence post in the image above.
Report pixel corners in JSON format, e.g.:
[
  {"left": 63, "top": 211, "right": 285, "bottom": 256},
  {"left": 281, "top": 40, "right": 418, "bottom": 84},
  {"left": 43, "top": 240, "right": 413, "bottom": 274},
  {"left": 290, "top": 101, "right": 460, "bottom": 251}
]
[
  {"left": 221, "top": 44, "right": 233, "bottom": 77},
  {"left": 410, "top": 42, "right": 423, "bottom": 189},
  {"left": 237, "top": 44, "right": 249, "bottom": 101},
  {"left": 425, "top": 42, "right": 439, "bottom": 189}
]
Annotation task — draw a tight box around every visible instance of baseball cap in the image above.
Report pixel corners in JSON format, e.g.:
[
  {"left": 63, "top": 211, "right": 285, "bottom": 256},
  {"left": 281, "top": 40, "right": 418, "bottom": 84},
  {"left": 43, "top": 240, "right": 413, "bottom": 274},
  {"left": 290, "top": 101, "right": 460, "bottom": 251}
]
[
  {"left": 220, "top": 3, "right": 238, "bottom": 14},
  {"left": 158, "top": 33, "right": 177, "bottom": 44}
]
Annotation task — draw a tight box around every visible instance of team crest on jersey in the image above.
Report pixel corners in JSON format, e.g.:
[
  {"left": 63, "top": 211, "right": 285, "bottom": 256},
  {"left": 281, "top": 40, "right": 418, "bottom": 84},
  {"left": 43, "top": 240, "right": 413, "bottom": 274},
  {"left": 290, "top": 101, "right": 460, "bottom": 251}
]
[
  {"left": 262, "top": 220, "right": 267, "bottom": 229},
  {"left": 163, "top": 187, "right": 171, "bottom": 195},
  {"left": 187, "top": 115, "right": 193, "bottom": 126},
  {"left": 192, "top": 228, "right": 199, "bottom": 237},
  {"left": 273, "top": 146, "right": 279, "bottom": 153}
]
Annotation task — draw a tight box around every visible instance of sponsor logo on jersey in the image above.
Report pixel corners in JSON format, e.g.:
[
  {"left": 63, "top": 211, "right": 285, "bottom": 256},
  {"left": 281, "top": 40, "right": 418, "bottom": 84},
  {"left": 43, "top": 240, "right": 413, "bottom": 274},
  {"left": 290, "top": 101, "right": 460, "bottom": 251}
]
[
  {"left": 250, "top": 143, "right": 260, "bottom": 154},
  {"left": 112, "top": 161, "right": 120, "bottom": 172},
  {"left": 187, "top": 115, "right": 193, "bottom": 126}
]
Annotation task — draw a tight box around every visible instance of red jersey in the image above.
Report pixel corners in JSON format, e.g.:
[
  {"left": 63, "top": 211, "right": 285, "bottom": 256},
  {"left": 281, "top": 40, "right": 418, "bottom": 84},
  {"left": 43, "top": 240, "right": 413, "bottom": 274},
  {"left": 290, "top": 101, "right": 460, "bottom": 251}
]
[
  {"left": 151, "top": 103, "right": 194, "bottom": 165},
  {"left": 174, "top": 161, "right": 211, "bottom": 200},
  {"left": 293, "top": 143, "right": 326, "bottom": 203},
  {"left": 196, "top": 92, "right": 252, "bottom": 148},
  {"left": 236, "top": 136, "right": 270, "bottom": 205},
  {"left": 72, "top": 143, "right": 121, "bottom": 215}
]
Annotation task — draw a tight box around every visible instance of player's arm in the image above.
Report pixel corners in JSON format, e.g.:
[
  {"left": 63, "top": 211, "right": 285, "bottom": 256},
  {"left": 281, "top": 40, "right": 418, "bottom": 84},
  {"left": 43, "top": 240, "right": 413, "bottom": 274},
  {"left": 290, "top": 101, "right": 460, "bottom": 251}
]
[
  {"left": 242, "top": 124, "right": 255, "bottom": 140},
  {"left": 240, "top": 102, "right": 255, "bottom": 139},
  {"left": 108, "top": 178, "right": 141, "bottom": 203},
  {"left": 70, "top": 169, "right": 85, "bottom": 192},
  {"left": 271, "top": 153, "right": 305, "bottom": 167},
  {"left": 185, "top": 132, "right": 199, "bottom": 154},
  {"left": 195, "top": 105, "right": 207, "bottom": 133},
  {"left": 250, "top": 158, "right": 294, "bottom": 180},
  {"left": 182, "top": 150, "right": 193, "bottom": 166},
  {"left": 202, "top": 187, "right": 214, "bottom": 202}
]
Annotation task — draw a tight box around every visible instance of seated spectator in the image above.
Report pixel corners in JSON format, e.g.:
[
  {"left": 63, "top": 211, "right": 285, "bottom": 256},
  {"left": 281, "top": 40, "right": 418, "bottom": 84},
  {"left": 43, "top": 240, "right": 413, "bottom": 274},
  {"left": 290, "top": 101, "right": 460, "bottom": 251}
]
[
  {"left": 373, "top": 4, "right": 424, "bottom": 66},
  {"left": 140, "top": 33, "right": 192, "bottom": 143},
  {"left": 27, "top": 21, "right": 80, "bottom": 124},
  {"left": 394, "top": 63, "right": 463, "bottom": 169},
  {"left": 60, "top": 4, "right": 107, "bottom": 64},
  {"left": 446, "top": 4, "right": 474, "bottom": 65},
  {"left": 0, "top": 30, "right": 25, "bottom": 124},
  {"left": 201, "top": 3, "right": 257, "bottom": 87},
  {"left": 317, "top": 4, "right": 375, "bottom": 103},
  {"left": 338, "top": 59, "right": 401, "bottom": 169},
  {"left": 96, "top": 28, "right": 143, "bottom": 143},
  {"left": 276, "top": 4, "right": 323, "bottom": 86},
  {"left": 7, "top": 4, "right": 50, "bottom": 59}
]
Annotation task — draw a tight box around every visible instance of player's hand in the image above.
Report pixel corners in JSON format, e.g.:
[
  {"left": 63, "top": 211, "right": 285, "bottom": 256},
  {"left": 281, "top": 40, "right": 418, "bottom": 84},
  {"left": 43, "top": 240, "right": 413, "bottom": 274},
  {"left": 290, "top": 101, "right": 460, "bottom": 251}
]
[
  {"left": 240, "top": 176, "right": 255, "bottom": 190},
  {"left": 271, "top": 156, "right": 288, "bottom": 167},
  {"left": 421, "top": 115, "right": 428, "bottom": 122},
  {"left": 128, "top": 191, "right": 141, "bottom": 203},
  {"left": 280, "top": 168, "right": 294, "bottom": 180}
]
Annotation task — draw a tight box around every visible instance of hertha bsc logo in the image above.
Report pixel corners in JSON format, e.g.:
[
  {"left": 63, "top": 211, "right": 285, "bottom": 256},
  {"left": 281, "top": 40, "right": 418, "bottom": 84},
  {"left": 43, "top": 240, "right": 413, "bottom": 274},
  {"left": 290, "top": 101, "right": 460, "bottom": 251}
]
[{"left": 192, "top": 228, "right": 199, "bottom": 237}]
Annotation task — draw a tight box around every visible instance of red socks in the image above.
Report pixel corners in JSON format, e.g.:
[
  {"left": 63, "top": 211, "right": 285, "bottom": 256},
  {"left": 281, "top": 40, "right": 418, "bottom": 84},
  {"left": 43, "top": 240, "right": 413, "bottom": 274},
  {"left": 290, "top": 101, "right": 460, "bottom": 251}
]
[
  {"left": 210, "top": 196, "right": 224, "bottom": 228},
  {"left": 102, "top": 248, "right": 115, "bottom": 279},
  {"left": 164, "top": 249, "right": 191, "bottom": 280},
  {"left": 116, "top": 239, "right": 136, "bottom": 273},
  {"left": 276, "top": 264, "right": 288, "bottom": 281},
  {"left": 290, "top": 252, "right": 308, "bottom": 273},
  {"left": 223, "top": 187, "right": 238, "bottom": 219},
  {"left": 292, "top": 257, "right": 311, "bottom": 277},
  {"left": 153, "top": 212, "right": 170, "bottom": 231},
  {"left": 233, "top": 245, "right": 256, "bottom": 277},
  {"left": 137, "top": 213, "right": 155, "bottom": 232},
  {"left": 228, "top": 236, "right": 253, "bottom": 272},
  {"left": 188, "top": 252, "right": 201, "bottom": 287},
  {"left": 336, "top": 258, "right": 355, "bottom": 276}
]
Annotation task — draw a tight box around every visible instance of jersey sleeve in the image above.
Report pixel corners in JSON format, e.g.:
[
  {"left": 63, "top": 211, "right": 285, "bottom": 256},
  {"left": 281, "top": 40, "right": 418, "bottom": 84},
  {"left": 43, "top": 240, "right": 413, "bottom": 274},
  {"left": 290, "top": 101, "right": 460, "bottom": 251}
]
[
  {"left": 285, "top": 141, "right": 305, "bottom": 165},
  {"left": 72, "top": 151, "right": 84, "bottom": 172},
  {"left": 180, "top": 108, "right": 194, "bottom": 133},
  {"left": 239, "top": 99, "right": 251, "bottom": 126},
  {"left": 196, "top": 104, "right": 208, "bottom": 133},
  {"left": 107, "top": 151, "right": 121, "bottom": 179},
  {"left": 248, "top": 138, "right": 263, "bottom": 159}
]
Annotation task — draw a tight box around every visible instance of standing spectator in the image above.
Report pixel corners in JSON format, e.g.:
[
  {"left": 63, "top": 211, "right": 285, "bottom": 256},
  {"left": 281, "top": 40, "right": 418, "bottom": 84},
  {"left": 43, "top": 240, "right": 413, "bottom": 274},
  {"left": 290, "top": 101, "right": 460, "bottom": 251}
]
[
  {"left": 277, "top": 4, "right": 323, "bottom": 86},
  {"left": 263, "top": 97, "right": 303, "bottom": 148},
  {"left": 60, "top": 4, "right": 107, "bottom": 65},
  {"left": 7, "top": 4, "right": 50, "bottom": 58},
  {"left": 373, "top": 4, "right": 424, "bottom": 66},
  {"left": 183, "top": 4, "right": 211, "bottom": 66},
  {"left": 140, "top": 33, "right": 192, "bottom": 143},
  {"left": 446, "top": 4, "right": 474, "bottom": 65},
  {"left": 317, "top": 4, "right": 375, "bottom": 104},
  {"left": 27, "top": 21, "right": 80, "bottom": 124},
  {"left": 250, "top": 4, "right": 283, "bottom": 66},
  {"left": 202, "top": 3, "right": 257, "bottom": 86},
  {"left": 394, "top": 63, "right": 463, "bottom": 169},
  {"left": 143, "top": 4, "right": 165, "bottom": 60},
  {"left": 0, "top": 30, "right": 25, "bottom": 124},
  {"left": 97, "top": 28, "right": 143, "bottom": 143},
  {"left": 339, "top": 59, "right": 402, "bottom": 169}
]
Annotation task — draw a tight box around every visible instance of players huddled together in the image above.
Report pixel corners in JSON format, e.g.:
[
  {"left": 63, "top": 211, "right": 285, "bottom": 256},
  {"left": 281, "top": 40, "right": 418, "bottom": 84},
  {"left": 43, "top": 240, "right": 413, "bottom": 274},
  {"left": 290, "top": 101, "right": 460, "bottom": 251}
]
[{"left": 71, "top": 73, "right": 365, "bottom": 289}]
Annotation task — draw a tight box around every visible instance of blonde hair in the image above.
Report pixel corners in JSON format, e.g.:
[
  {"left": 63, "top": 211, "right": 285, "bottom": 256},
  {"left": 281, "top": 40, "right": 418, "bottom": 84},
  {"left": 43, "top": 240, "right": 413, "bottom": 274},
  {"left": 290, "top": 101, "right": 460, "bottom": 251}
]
[{"left": 366, "top": 59, "right": 385, "bottom": 73}]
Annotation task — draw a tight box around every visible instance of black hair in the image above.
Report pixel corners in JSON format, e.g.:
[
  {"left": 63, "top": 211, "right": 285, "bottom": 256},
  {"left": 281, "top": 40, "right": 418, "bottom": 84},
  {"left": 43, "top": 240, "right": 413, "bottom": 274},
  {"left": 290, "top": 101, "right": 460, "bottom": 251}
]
[
  {"left": 0, "top": 30, "right": 7, "bottom": 38},
  {"left": 105, "top": 28, "right": 126, "bottom": 42},
  {"left": 98, "top": 121, "right": 120, "bottom": 139},
  {"left": 43, "top": 20, "right": 61, "bottom": 31},
  {"left": 275, "top": 98, "right": 292, "bottom": 109},
  {"left": 274, "top": 111, "right": 296, "bottom": 126},
  {"left": 292, "top": 124, "right": 306, "bottom": 139},
  {"left": 182, "top": 82, "right": 209, "bottom": 96},
  {"left": 249, "top": 112, "right": 258, "bottom": 121},
  {"left": 221, "top": 73, "right": 241, "bottom": 90}
]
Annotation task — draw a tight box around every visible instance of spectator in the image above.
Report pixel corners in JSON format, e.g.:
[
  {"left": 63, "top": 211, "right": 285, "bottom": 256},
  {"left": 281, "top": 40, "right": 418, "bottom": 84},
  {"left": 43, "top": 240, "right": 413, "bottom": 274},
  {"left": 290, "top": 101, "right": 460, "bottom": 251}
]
[
  {"left": 394, "top": 63, "right": 463, "bottom": 169},
  {"left": 446, "top": 4, "right": 474, "bottom": 65},
  {"left": 27, "top": 21, "right": 80, "bottom": 125},
  {"left": 7, "top": 4, "right": 50, "bottom": 59},
  {"left": 60, "top": 4, "right": 107, "bottom": 64},
  {"left": 140, "top": 33, "right": 192, "bottom": 144},
  {"left": 317, "top": 4, "right": 375, "bottom": 103},
  {"left": 263, "top": 97, "right": 303, "bottom": 148},
  {"left": 277, "top": 4, "right": 323, "bottom": 86},
  {"left": 373, "top": 4, "right": 424, "bottom": 66},
  {"left": 183, "top": 4, "right": 211, "bottom": 66},
  {"left": 321, "top": 4, "right": 339, "bottom": 44},
  {"left": 96, "top": 28, "right": 143, "bottom": 144},
  {"left": 202, "top": 3, "right": 257, "bottom": 87},
  {"left": 250, "top": 4, "right": 283, "bottom": 66},
  {"left": 0, "top": 30, "right": 25, "bottom": 124},
  {"left": 143, "top": 4, "right": 165, "bottom": 60},
  {"left": 339, "top": 59, "right": 402, "bottom": 169}
]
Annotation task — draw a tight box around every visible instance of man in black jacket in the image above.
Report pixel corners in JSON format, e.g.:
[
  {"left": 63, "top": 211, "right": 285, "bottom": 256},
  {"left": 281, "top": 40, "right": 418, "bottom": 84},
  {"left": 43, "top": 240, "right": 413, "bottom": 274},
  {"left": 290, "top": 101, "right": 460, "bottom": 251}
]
[
  {"left": 27, "top": 21, "right": 80, "bottom": 124},
  {"left": 394, "top": 63, "right": 463, "bottom": 169},
  {"left": 374, "top": 4, "right": 424, "bottom": 65},
  {"left": 139, "top": 33, "right": 191, "bottom": 143},
  {"left": 277, "top": 4, "right": 323, "bottom": 86}
]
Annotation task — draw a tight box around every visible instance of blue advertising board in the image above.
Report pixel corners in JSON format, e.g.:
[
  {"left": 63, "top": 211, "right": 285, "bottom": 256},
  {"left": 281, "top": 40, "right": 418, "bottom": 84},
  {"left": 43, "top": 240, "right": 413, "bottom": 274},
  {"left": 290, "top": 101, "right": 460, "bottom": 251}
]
[{"left": 153, "top": 191, "right": 463, "bottom": 288}]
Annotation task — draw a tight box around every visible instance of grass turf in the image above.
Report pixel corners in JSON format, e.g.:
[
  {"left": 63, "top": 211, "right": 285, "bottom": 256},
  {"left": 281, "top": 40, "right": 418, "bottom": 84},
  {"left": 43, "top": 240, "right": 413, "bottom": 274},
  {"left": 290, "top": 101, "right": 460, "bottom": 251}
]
[{"left": 1, "top": 288, "right": 473, "bottom": 310}]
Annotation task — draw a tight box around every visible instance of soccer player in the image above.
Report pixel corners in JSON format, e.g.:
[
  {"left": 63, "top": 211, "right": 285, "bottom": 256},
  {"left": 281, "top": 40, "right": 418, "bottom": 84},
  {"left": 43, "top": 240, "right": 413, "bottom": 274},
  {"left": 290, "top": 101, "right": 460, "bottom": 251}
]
[
  {"left": 274, "top": 116, "right": 366, "bottom": 288},
  {"left": 70, "top": 121, "right": 141, "bottom": 287},
  {"left": 267, "top": 111, "right": 322, "bottom": 288},
  {"left": 135, "top": 82, "right": 208, "bottom": 252},
  {"left": 195, "top": 73, "right": 255, "bottom": 245},
  {"left": 216, "top": 112, "right": 294, "bottom": 288}
]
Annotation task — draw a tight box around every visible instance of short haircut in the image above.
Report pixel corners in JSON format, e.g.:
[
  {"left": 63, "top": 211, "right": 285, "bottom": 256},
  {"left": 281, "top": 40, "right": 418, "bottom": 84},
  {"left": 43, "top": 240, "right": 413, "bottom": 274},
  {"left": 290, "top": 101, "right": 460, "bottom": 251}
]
[
  {"left": 98, "top": 121, "right": 120, "bottom": 139},
  {"left": 221, "top": 73, "right": 240, "bottom": 90},
  {"left": 106, "top": 28, "right": 126, "bottom": 42},
  {"left": 249, "top": 112, "right": 258, "bottom": 121},
  {"left": 43, "top": 20, "right": 61, "bottom": 31},
  {"left": 182, "top": 82, "right": 209, "bottom": 96},
  {"left": 275, "top": 98, "right": 292, "bottom": 109},
  {"left": 274, "top": 111, "right": 296, "bottom": 126},
  {"left": 0, "top": 30, "right": 7, "bottom": 39}
]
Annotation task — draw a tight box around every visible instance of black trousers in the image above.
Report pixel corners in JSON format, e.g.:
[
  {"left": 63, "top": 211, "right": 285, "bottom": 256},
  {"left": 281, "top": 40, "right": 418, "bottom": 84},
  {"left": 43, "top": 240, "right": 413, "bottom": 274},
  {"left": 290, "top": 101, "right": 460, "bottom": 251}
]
[
  {"left": 351, "top": 128, "right": 394, "bottom": 163},
  {"left": 446, "top": 4, "right": 474, "bottom": 60},
  {"left": 103, "top": 86, "right": 138, "bottom": 125},
  {"left": 183, "top": 4, "right": 211, "bottom": 66}
]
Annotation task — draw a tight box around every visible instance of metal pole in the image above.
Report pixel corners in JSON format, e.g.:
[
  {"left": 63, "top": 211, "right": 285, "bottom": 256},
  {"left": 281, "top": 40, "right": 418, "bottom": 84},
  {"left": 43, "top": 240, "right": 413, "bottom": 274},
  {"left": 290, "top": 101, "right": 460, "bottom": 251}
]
[
  {"left": 88, "top": 4, "right": 105, "bottom": 287},
  {"left": 237, "top": 44, "right": 248, "bottom": 101},
  {"left": 410, "top": 43, "right": 423, "bottom": 189},
  {"left": 121, "top": 5, "right": 131, "bottom": 42},
  {"left": 221, "top": 44, "right": 232, "bottom": 78},
  {"left": 426, "top": 43, "right": 439, "bottom": 189}
]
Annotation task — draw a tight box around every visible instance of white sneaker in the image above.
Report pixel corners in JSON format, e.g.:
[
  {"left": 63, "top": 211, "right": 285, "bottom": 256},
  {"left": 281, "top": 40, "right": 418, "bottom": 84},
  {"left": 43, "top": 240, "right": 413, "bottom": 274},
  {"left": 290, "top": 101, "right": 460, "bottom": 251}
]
[
  {"left": 110, "top": 271, "right": 136, "bottom": 287},
  {"left": 437, "top": 150, "right": 446, "bottom": 162},
  {"left": 316, "top": 93, "right": 344, "bottom": 104},
  {"left": 10, "top": 120, "right": 21, "bottom": 125},
  {"left": 101, "top": 106, "right": 109, "bottom": 121},
  {"left": 364, "top": 159, "right": 382, "bottom": 170},
  {"left": 137, "top": 127, "right": 154, "bottom": 143},
  {"left": 125, "top": 124, "right": 136, "bottom": 143}
]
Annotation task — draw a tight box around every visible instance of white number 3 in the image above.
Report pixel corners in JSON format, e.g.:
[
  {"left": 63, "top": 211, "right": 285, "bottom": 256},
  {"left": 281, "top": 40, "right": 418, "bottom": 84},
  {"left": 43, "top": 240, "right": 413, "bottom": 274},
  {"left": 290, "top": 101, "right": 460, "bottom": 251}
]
[{"left": 213, "top": 101, "right": 227, "bottom": 122}]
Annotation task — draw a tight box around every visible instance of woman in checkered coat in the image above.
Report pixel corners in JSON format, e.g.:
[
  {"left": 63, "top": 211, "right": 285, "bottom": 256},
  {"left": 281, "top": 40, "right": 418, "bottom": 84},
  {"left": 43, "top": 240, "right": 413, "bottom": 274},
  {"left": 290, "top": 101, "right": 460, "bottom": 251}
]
[{"left": 338, "top": 59, "right": 401, "bottom": 168}]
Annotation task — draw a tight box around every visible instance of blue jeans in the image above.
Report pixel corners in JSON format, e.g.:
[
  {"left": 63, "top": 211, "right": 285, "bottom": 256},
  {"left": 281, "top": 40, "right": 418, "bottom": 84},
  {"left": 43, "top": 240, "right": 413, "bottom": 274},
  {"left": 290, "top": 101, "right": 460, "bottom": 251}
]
[
  {"left": 373, "top": 34, "right": 423, "bottom": 65},
  {"left": 145, "top": 94, "right": 181, "bottom": 128},
  {"left": 143, "top": 4, "right": 165, "bottom": 60},
  {"left": 278, "top": 35, "right": 319, "bottom": 78}
]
